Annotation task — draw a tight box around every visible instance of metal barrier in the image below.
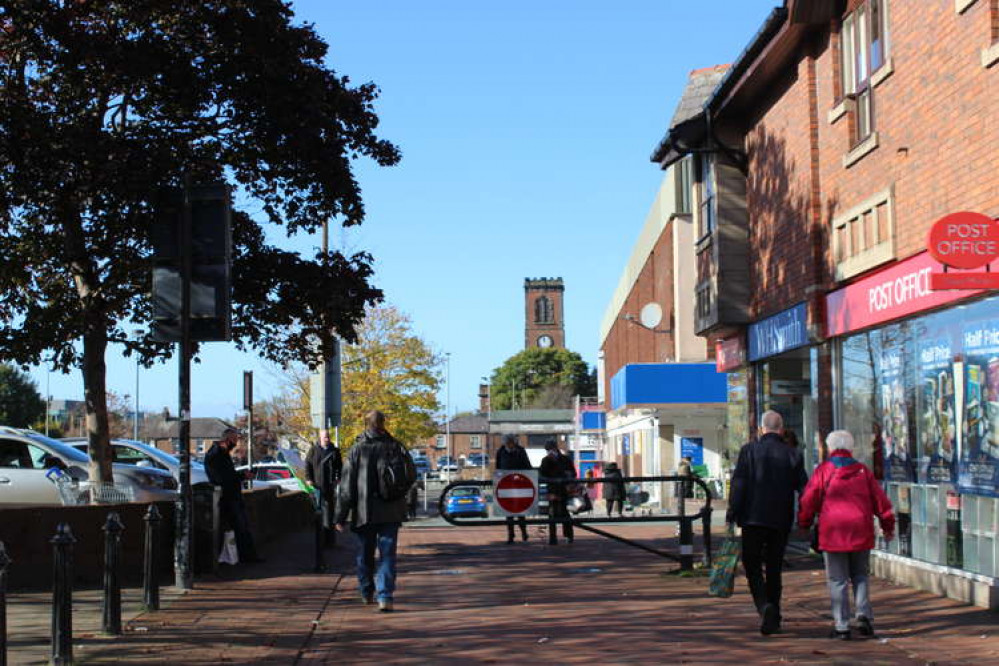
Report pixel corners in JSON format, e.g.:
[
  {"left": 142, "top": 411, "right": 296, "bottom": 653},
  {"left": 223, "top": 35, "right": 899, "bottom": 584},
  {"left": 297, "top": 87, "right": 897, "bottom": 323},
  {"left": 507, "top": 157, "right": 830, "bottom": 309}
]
[{"left": 437, "top": 475, "right": 714, "bottom": 570}]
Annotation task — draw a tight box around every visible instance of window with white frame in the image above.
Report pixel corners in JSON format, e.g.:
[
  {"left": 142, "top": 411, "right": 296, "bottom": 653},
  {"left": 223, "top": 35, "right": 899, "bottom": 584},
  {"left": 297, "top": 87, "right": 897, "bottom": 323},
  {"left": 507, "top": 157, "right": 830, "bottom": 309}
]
[
  {"left": 841, "top": 0, "right": 890, "bottom": 146},
  {"left": 470, "top": 435, "right": 482, "bottom": 449},
  {"left": 696, "top": 154, "right": 716, "bottom": 239},
  {"left": 435, "top": 435, "right": 446, "bottom": 449}
]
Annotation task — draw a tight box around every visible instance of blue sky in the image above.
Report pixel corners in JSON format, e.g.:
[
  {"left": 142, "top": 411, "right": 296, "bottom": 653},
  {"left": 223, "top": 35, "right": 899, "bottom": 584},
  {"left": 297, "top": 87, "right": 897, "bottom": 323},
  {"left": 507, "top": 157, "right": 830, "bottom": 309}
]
[{"left": 29, "top": 0, "right": 778, "bottom": 422}]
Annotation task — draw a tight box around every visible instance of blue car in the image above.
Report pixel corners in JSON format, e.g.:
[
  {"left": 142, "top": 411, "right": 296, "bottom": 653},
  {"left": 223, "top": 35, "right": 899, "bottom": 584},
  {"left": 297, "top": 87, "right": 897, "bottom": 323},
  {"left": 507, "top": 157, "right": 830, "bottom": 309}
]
[{"left": 444, "top": 486, "right": 488, "bottom": 518}]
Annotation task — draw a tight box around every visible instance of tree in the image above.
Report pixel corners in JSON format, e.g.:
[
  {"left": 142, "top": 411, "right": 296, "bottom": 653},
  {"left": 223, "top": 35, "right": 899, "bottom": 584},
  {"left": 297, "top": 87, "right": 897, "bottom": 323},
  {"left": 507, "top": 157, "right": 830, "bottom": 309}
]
[
  {"left": 279, "top": 305, "right": 442, "bottom": 449},
  {"left": 0, "top": 364, "right": 45, "bottom": 427},
  {"left": 489, "top": 348, "right": 596, "bottom": 410},
  {"left": 0, "top": 1, "right": 399, "bottom": 481}
]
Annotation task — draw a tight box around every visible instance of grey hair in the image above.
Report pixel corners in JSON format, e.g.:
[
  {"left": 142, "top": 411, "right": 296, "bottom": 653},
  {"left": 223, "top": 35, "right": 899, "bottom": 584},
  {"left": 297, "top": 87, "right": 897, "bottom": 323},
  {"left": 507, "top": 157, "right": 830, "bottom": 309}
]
[
  {"left": 826, "top": 429, "right": 855, "bottom": 452},
  {"left": 502, "top": 434, "right": 517, "bottom": 445},
  {"left": 760, "top": 410, "right": 783, "bottom": 433}
]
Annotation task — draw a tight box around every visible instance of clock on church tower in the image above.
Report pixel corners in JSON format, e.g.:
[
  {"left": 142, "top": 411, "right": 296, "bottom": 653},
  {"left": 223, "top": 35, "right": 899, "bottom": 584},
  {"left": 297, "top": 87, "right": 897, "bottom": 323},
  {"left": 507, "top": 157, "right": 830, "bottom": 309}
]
[{"left": 524, "top": 277, "right": 565, "bottom": 350}]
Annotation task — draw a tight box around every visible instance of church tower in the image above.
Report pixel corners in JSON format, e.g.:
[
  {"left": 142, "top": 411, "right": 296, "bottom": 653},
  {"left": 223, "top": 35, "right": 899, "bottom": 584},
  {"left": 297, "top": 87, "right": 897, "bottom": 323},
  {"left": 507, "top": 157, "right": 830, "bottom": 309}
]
[{"left": 524, "top": 277, "right": 565, "bottom": 350}]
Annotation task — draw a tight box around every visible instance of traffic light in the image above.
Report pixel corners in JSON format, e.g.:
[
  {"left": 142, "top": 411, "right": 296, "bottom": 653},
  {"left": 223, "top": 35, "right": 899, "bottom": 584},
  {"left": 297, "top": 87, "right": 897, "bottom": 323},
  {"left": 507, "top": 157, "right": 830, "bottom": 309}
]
[{"left": 150, "top": 183, "right": 232, "bottom": 342}]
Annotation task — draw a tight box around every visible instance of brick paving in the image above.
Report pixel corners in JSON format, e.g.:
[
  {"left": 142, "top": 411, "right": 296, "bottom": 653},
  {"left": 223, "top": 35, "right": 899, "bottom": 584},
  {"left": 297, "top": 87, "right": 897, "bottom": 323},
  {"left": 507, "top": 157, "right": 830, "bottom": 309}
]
[{"left": 7, "top": 520, "right": 999, "bottom": 664}]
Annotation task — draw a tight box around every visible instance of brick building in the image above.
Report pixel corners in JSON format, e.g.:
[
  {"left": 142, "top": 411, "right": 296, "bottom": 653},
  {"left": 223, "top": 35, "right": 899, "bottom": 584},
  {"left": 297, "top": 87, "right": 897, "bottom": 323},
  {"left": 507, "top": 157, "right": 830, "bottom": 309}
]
[
  {"left": 417, "top": 412, "right": 494, "bottom": 468},
  {"left": 524, "top": 277, "right": 566, "bottom": 350},
  {"left": 651, "top": 0, "right": 999, "bottom": 605}
]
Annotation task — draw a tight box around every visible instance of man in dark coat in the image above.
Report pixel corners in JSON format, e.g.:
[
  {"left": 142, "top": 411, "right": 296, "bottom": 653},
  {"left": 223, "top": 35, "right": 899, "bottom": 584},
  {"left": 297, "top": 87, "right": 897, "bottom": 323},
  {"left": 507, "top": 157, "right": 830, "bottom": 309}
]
[
  {"left": 204, "top": 427, "right": 262, "bottom": 564},
  {"left": 495, "top": 434, "right": 532, "bottom": 543},
  {"left": 334, "top": 411, "right": 410, "bottom": 612},
  {"left": 602, "top": 462, "right": 626, "bottom": 517},
  {"left": 540, "top": 439, "right": 576, "bottom": 544},
  {"left": 306, "top": 428, "right": 342, "bottom": 546},
  {"left": 727, "top": 410, "right": 808, "bottom": 636}
]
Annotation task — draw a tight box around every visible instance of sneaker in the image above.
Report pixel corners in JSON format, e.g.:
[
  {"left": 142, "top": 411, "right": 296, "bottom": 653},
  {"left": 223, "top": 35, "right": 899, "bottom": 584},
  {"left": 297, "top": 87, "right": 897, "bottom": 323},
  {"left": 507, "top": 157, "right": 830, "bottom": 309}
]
[
  {"left": 856, "top": 616, "right": 874, "bottom": 637},
  {"left": 760, "top": 603, "right": 780, "bottom": 635},
  {"left": 361, "top": 593, "right": 374, "bottom": 605},
  {"left": 829, "top": 629, "right": 851, "bottom": 640},
  {"left": 378, "top": 599, "right": 394, "bottom": 612}
]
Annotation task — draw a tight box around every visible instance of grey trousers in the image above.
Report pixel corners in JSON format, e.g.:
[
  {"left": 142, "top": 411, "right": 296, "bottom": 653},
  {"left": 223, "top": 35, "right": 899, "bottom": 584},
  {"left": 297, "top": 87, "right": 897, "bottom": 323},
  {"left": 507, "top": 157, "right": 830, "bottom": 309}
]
[{"left": 823, "top": 550, "right": 873, "bottom": 631}]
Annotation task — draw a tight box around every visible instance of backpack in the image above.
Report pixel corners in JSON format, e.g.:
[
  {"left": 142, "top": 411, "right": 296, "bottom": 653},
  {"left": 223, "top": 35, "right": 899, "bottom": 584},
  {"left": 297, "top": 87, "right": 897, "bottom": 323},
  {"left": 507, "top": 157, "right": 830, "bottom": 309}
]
[{"left": 376, "top": 440, "right": 417, "bottom": 501}]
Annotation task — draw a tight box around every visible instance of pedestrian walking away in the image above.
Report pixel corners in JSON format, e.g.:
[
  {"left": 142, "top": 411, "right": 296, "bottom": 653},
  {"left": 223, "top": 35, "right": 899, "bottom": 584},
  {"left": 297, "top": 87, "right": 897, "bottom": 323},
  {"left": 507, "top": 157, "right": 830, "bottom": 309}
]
[
  {"left": 334, "top": 410, "right": 415, "bottom": 612},
  {"left": 495, "top": 434, "right": 532, "bottom": 543},
  {"left": 602, "top": 462, "right": 626, "bottom": 517},
  {"left": 798, "top": 430, "right": 895, "bottom": 641},
  {"left": 204, "top": 427, "right": 264, "bottom": 565},
  {"left": 306, "top": 428, "right": 343, "bottom": 547},
  {"left": 540, "top": 439, "right": 576, "bottom": 543},
  {"left": 727, "top": 410, "right": 807, "bottom": 636}
]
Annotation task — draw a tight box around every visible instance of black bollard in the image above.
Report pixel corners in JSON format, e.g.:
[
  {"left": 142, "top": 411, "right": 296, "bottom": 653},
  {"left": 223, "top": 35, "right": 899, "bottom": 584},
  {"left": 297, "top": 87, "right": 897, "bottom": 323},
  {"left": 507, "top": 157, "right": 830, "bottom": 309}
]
[
  {"left": 102, "top": 512, "right": 125, "bottom": 635},
  {"left": 679, "top": 516, "right": 694, "bottom": 571},
  {"left": 143, "top": 505, "right": 162, "bottom": 611},
  {"left": 313, "top": 503, "right": 325, "bottom": 573},
  {"left": 50, "top": 523, "right": 75, "bottom": 666},
  {"left": 1, "top": 541, "right": 11, "bottom": 666}
]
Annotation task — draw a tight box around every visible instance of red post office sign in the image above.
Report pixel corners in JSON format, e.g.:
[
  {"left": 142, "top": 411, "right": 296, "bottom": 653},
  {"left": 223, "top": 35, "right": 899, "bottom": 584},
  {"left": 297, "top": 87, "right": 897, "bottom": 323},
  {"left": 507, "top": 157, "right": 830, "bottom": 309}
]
[
  {"left": 927, "top": 212, "right": 999, "bottom": 269},
  {"left": 926, "top": 212, "right": 999, "bottom": 290}
]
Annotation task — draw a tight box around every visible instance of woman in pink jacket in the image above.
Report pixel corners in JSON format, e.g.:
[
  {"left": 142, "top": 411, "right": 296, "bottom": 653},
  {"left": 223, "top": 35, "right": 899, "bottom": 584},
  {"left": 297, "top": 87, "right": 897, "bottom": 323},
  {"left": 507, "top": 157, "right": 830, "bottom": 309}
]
[{"left": 798, "top": 430, "right": 895, "bottom": 640}]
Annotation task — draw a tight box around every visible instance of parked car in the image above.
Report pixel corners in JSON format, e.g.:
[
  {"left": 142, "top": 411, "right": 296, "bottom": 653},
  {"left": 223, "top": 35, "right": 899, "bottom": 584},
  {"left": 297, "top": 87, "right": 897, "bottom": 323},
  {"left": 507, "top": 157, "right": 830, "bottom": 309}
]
[
  {"left": 466, "top": 453, "right": 489, "bottom": 468},
  {"left": 413, "top": 458, "right": 431, "bottom": 478},
  {"left": 443, "top": 485, "right": 488, "bottom": 518},
  {"left": 436, "top": 456, "right": 459, "bottom": 475},
  {"left": 64, "top": 437, "right": 212, "bottom": 484},
  {"left": 0, "top": 428, "right": 177, "bottom": 505},
  {"left": 235, "top": 463, "right": 304, "bottom": 493}
]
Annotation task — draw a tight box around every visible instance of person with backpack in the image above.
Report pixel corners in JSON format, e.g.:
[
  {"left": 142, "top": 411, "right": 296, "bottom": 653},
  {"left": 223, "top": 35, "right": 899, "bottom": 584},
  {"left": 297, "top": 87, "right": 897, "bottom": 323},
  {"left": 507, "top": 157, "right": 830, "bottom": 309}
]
[
  {"left": 798, "top": 430, "right": 895, "bottom": 640},
  {"left": 334, "top": 410, "right": 416, "bottom": 612}
]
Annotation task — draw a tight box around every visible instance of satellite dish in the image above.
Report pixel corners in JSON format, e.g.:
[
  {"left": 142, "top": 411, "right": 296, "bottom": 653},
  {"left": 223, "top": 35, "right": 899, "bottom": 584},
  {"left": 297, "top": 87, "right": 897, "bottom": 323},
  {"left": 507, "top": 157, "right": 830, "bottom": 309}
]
[{"left": 639, "top": 302, "right": 663, "bottom": 329}]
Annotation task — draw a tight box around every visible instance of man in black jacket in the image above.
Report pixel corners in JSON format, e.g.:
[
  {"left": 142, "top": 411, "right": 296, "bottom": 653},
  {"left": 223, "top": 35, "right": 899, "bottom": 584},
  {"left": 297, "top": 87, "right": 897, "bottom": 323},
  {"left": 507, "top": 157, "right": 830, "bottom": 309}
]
[
  {"left": 204, "top": 427, "right": 262, "bottom": 564},
  {"left": 727, "top": 410, "right": 808, "bottom": 636},
  {"left": 495, "top": 434, "right": 532, "bottom": 543},
  {"left": 540, "top": 439, "right": 576, "bottom": 544},
  {"left": 306, "top": 428, "right": 342, "bottom": 546},
  {"left": 334, "top": 411, "right": 410, "bottom": 612}
]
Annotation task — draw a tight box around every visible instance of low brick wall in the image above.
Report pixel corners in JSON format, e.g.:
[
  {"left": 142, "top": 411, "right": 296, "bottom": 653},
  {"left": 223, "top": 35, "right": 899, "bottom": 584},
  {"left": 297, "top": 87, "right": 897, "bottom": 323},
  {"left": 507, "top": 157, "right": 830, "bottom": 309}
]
[{"left": 0, "top": 486, "right": 314, "bottom": 591}]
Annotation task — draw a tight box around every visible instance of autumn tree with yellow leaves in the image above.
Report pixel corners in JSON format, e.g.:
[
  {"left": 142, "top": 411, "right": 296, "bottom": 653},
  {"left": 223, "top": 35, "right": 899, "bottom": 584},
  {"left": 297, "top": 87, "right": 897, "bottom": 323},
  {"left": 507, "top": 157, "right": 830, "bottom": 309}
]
[{"left": 280, "top": 305, "right": 442, "bottom": 450}]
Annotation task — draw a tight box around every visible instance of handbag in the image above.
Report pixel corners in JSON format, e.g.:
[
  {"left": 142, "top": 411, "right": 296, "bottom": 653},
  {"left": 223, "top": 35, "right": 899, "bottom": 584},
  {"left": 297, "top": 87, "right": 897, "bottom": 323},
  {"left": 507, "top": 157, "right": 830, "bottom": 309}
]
[
  {"left": 218, "top": 530, "right": 239, "bottom": 565},
  {"left": 708, "top": 524, "right": 740, "bottom": 598}
]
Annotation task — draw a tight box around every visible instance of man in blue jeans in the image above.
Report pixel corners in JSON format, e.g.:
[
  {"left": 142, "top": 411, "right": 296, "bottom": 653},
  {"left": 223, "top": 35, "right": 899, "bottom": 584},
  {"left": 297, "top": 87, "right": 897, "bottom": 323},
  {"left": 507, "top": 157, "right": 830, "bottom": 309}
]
[{"left": 334, "top": 411, "right": 410, "bottom": 612}]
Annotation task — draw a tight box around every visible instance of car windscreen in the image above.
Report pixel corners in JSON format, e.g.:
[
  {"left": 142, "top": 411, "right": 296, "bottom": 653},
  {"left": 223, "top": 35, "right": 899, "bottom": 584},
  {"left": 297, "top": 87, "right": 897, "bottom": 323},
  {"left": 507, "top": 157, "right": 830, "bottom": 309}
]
[
  {"left": 114, "top": 439, "right": 199, "bottom": 468},
  {"left": 451, "top": 487, "right": 481, "bottom": 498},
  {"left": 26, "top": 433, "right": 90, "bottom": 464}
]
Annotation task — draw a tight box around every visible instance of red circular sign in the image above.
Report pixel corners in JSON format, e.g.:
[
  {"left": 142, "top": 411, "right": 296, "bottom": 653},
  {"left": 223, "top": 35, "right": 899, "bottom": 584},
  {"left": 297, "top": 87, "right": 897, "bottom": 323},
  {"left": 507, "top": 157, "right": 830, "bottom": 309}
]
[
  {"left": 495, "top": 473, "right": 536, "bottom": 514},
  {"left": 927, "top": 211, "right": 999, "bottom": 270}
]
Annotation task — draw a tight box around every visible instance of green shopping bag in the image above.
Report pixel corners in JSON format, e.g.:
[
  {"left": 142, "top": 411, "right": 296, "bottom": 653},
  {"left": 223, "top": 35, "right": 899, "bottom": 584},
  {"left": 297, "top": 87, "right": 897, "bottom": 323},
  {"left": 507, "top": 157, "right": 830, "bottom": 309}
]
[{"left": 708, "top": 526, "right": 740, "bottom": 598}]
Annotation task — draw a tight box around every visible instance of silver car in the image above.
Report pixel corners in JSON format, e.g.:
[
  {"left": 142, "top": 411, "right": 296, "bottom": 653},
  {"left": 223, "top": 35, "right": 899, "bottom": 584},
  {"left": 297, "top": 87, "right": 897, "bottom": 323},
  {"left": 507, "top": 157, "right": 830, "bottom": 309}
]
[{"left": 0, "top": 428, "right": 177, "bottom": 505}]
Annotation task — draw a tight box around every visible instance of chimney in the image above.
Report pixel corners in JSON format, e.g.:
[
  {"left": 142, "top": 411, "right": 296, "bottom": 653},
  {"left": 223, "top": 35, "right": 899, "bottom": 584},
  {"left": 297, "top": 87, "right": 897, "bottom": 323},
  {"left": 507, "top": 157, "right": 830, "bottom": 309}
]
[{"left": 478, "top": 384, "right": 490, "bottom": 414}]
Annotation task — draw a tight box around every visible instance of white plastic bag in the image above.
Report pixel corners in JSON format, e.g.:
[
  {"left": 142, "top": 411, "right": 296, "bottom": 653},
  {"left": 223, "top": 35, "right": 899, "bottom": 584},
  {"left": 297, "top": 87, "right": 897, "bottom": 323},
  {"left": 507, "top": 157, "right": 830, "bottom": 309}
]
[{"left": 218, "top": 530, "right": 239, "bottom": 565}]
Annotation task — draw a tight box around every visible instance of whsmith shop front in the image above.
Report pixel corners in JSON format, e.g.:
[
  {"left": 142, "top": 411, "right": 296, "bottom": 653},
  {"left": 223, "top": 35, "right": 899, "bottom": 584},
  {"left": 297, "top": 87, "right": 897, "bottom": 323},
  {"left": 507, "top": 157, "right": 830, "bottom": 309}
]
[{"left": 825, "top": 246, "right": 999, "bottom": 607}]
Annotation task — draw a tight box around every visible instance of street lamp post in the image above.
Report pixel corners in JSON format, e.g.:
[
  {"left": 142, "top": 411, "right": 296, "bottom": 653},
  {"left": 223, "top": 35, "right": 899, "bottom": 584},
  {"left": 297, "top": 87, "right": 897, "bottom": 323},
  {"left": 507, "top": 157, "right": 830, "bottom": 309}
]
[
  {"left": 445, "top": 353, "right": 452, "bottom": 482},
  {"left": 133, "top": 329, "right": 142, "bottom": 441}
]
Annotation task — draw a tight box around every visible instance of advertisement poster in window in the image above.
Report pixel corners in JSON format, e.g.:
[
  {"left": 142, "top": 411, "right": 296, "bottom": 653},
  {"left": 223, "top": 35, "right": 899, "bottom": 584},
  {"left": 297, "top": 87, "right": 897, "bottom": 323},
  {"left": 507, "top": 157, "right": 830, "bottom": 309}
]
[
  {"left": 880, "top": 347, "right": 916, "bottom": 482},
  {"left": 918, "top": 338, "right": 957, "bottom": 484},
  {"left": 960, "top": 321, "right": 999, "bottom": 497}
]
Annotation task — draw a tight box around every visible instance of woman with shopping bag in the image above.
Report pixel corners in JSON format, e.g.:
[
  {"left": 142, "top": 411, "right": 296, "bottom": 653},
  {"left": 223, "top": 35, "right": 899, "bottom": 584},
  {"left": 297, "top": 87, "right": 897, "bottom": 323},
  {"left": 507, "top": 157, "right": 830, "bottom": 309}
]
[{"left": 798, "top": 430, "right": 895, "bottom": 640}]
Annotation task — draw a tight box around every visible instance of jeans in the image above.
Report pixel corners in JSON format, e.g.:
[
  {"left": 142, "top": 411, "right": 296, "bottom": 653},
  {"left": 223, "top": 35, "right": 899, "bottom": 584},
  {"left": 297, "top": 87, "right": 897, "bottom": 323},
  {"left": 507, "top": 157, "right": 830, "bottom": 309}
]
[
  {"left": 823, "top": 550, "right": 873, "bottom": 631},
  {"left": 506, "top": 516, "right": 527, "bottom": 541},
  {"left": 353, "top": 523, "right": 400, "bottom": 602},
  {"left": 219, "top": 495, "right": 258, "bottom": 561},
  {"left": 741, "top": 525, "right": 789, "bottom": 615}
]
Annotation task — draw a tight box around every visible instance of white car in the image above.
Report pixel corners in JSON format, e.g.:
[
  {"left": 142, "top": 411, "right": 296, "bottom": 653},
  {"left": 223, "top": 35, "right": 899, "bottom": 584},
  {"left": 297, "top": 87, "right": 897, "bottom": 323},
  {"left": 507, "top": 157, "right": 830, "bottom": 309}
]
[
  {"left": 0, "top": 428, "right": 177, "bottom": 505},
  {"left": 236, "top": 463, "right": 304, "bottom": 493}
]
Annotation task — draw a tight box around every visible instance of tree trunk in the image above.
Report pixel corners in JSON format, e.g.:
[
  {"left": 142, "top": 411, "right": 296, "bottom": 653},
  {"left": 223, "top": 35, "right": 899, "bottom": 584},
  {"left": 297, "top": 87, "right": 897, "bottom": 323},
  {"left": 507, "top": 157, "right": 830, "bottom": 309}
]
[{"left": 82, "top": 320, "right": 114, "bottom": 484}]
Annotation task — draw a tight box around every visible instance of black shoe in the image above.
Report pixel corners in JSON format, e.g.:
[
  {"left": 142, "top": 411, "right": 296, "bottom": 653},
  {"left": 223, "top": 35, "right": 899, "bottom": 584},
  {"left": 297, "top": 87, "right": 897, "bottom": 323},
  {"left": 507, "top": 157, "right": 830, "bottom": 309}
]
[
  {"left": 760, "top": 603, "right": 780, "bottom": 635},
  {"left": 521, "top": 533, "right": 529, "bottom": 542},
  {"left": 856, "top": 616, "right": 874, "bottom": 637},
  {"left": 506, "top": 538, "right": 514, "bottom": 544},
  {"left": 243, "top": 556, "right": 266, "bottom": 564},
  {"left": 830, "top": 629, "right": 851, "bottom": 640}
]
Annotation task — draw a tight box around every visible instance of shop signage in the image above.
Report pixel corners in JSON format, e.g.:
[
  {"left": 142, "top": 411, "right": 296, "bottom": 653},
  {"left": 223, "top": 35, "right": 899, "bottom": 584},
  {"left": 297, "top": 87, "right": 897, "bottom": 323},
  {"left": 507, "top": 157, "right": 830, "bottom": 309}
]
[
  {"left": 826, "top": 251, "right": 999, "bottom": 337},
  {"left": 770, "top": 379, "right": 811, "bottom": 395},
  {"left": 926, "top": 212, "right": 999, "bottom": 289},
  {"left": 680, "top": 437, "right": 704, "bottom": 466},
  {"left": 748, "top": 303, "right": 808, "bottom": 362},
  {"left": 715, "top": 334, "right": 746, "bottom": 372}
]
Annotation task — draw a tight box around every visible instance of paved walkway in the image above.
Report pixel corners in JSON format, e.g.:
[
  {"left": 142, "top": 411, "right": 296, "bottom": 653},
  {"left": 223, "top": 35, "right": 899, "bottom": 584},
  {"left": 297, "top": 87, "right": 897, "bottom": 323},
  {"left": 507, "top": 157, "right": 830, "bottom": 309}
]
[{"left": 8, "top": 520, "right": 999, "bottom": 664}]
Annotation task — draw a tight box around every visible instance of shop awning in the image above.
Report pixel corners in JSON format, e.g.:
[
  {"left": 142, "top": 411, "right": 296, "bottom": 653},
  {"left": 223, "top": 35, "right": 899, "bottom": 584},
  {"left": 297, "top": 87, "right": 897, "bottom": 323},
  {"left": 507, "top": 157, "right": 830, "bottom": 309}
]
[{"left": 610, "top": 363, "right": 728, "bottom": 411}]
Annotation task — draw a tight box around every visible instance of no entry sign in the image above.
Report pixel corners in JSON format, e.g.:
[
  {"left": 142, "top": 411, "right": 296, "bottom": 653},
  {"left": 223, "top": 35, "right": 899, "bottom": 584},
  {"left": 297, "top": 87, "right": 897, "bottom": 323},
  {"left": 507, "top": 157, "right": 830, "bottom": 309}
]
[{"left": 493, "top": 470, "right": 538, "bottom": 516}]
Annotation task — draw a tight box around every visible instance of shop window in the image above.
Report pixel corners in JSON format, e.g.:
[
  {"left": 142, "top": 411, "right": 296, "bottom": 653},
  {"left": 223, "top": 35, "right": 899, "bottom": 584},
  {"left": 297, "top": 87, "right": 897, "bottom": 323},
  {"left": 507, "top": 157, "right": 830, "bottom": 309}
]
[
  {"left": 696, "top": 154, "right": 716, "bottom": 239},
  {"left": 674, "top": 156, "right": 693, "bottom": 215},
  {"left": 841, "top": 0, "right": 890, "bottom": 147},
  {"left": 831, "top": 187, "right": 895, "bottom": 281},
  {"left": 962, "top": 495, "right": 998, "bottom": 576}
]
